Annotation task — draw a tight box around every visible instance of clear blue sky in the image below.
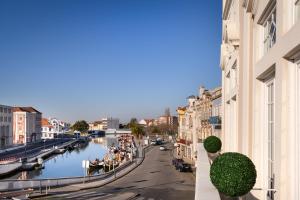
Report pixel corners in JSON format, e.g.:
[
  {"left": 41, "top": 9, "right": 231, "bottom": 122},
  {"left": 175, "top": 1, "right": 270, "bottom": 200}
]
[{"left": 0, "top": 0, "right": 222, "bottom": 123}]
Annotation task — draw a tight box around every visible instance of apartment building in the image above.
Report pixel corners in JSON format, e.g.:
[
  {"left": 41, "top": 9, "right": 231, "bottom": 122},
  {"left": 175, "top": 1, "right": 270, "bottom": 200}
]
[
  {"left": 41, "top": 118, "right": 55, "bottom": 139},
  {"left": 0, "top": 105, "right": 13, "bottom": 148},
  {"left": 220, "top": 0, "right": 300, "bottom": 199},
  {"left": 176, "top": 86, "right": 222, "bottom": 163},
  {"left": 13, "top": 107, "right": 42, "bottom": 144}
]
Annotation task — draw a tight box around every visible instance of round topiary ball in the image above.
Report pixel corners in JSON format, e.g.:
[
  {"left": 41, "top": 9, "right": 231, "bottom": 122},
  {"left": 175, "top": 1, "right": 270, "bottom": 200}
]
[
  {"left": 210, "top": 152, "right": 257, "bottom": 197},
  {"left": 204, "top": 136, "right": 222, "bottom": 153}
]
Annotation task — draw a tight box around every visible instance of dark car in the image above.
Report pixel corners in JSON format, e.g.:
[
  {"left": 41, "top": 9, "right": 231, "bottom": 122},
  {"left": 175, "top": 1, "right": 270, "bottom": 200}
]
[
  {"left": 177, "top": 162, "right": 192, "bottom": 172},
  {"left": 172, "top": 158, "right": 184, "bottom": 169}
]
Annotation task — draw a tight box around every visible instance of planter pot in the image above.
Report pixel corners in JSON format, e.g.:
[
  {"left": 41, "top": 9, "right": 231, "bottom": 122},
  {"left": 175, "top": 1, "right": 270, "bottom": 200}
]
[
  {"left": 219, "top": 192, "right": 241, "bottom": 200},
  {"left": 207, "top": 152, "right": 220, "bottom": 164}
]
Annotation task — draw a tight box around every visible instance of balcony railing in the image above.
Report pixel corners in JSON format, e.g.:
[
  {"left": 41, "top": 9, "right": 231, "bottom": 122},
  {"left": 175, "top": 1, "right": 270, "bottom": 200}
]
[{"left": 208, "top": 116, "right": 222, "bottom": 125}]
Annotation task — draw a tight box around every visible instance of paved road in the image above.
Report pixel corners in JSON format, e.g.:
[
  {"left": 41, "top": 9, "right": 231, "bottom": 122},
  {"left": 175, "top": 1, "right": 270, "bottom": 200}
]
[{"left": 39, "top": 144, "right": 195, "bottom": 200}]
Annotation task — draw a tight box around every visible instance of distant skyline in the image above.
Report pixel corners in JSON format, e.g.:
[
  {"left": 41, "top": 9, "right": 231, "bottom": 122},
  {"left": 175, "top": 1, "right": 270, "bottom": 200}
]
[{"left": 0, "top": 0, "right": 222, "bottom": 123}]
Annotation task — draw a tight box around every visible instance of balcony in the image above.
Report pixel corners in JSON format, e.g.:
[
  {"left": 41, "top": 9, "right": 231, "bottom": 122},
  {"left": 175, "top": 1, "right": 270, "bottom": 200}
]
[{"left": 208, "top": 116, "right": 221, "bottom": 125}]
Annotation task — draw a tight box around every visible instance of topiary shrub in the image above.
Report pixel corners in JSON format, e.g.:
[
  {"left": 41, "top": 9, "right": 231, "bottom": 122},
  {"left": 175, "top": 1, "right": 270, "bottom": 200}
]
[
  {"left": 204, "top": 136, "right": 222, "bottom": 153},
  {"left": 210, "top": 152, "right": 257, "bottom": 197}
]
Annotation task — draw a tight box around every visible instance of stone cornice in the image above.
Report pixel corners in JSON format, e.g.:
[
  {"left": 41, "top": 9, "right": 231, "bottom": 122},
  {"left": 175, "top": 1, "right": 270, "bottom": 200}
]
[
  {"left": 223, "top": 0, "right": 233, "bottom": 20},
  {"left": 257, "top": 0, "right": 276, "bottom": 25}
]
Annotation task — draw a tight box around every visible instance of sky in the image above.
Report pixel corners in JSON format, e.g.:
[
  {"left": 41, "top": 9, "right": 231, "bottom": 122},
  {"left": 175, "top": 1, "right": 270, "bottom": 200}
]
[{"left": 0, "top": 0, "right": 222, "bottom": 123}]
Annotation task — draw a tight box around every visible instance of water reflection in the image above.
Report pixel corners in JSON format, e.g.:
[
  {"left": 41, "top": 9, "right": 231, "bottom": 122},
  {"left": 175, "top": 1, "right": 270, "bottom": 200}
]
[{"left": 7, "top": 137, "right": 110, "bottom": 180}]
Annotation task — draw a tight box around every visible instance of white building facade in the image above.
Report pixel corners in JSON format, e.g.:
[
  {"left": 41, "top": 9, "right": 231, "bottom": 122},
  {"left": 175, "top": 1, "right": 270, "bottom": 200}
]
[
  {"left": 41, "top": 118, "right": 56, "bottom": 139},
  {"left": 221, "top": 0, "right": 300, "bottom": 199},
  {"left": 0, "top": 105, "right": 13, "bottom": 148},
  {"left": 13, "top": 107, "right": 42, "bottom": 144}
]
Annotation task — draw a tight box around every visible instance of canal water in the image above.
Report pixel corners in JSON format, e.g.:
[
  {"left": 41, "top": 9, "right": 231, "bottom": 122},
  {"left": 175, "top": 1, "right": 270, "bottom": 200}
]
[{"left": 6, "top": 136, "right": 118, "bottom": 180}]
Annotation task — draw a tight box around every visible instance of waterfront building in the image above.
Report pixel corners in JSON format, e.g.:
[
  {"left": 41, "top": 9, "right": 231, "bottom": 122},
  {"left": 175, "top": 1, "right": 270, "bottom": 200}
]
[
  {"left": 209, "top": 87, "right": 222, "bottom": 138},
  {"left": 176, "top": 96, "right": 196, "bottom": 163},
  {"left": 48, "top": 118, "right": 70, "bottom": 134},
  {"left": 41, "top": 118, "right": 55, "bottom": 139},
  {"left": 220, "top": 0, "right": 300, "bottom": 199},
  {"left": 197, "top": 87, "right": 213, "bottom": 141},
  {"left": 0, "top": 105, "right": 13, "bottom": 148},
  {"left": 89, "top": 117, "right": 119, "bottom": 131},
  {"left": 177, "top": 86, "right": 222, "bottom": 164},
  {"left": 138, "top": 119, "right": 155, "bottom": 127},
  {"left": 12, "top": 107, "right": 42, "bottom": 144}
]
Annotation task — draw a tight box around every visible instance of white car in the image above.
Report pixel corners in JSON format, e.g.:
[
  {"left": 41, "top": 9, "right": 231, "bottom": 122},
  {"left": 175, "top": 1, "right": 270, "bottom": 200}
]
[
  {"left": 159, "top": 146, "right": 166, "bottom": 151},
  {"left": 150, "top": 141, "right": 156, "bottom": 145}
]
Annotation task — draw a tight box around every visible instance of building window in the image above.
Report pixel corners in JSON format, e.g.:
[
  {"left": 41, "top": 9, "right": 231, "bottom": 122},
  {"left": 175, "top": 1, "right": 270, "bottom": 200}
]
[
  {"left": 0, "top": 107, "right": 2, "bottom": 113},
  {"left": 266, "top": 79, "right": 275, "bottom": 200},
  {"left": 264, "top": 8, "right": 276, "bottom": 54}
]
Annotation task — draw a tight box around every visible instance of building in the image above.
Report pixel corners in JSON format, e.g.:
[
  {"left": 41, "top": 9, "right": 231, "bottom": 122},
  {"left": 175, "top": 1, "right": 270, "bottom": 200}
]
[
  {"left": 176, "top": 96, "right": 196, "bottom": 163},
  {"left": 209, "top": 87, "right": 222, "bottom": 138},
  {"left": 89, "top": 121, "right": 105, "bottom": 131},
  {"left": 176, "top": 86, "right": 222, "bottom": 164},
  {"left": 220, "top": 0, "right": 300, "bottom": 199},
  {"left": 48, "top": 118, "right": 70, "bottom": 134},
  {"left": 89, "top": 117, "right": 119, "bottom": 131},
  {"left": 12, "top": 107, "right": 42, "bottom": 144},
  {"left": 0, "top": 105, "right": 13, "bottom": 148},
  {"left": 41, "top": 118, "right": 55, "bottom": 139}
]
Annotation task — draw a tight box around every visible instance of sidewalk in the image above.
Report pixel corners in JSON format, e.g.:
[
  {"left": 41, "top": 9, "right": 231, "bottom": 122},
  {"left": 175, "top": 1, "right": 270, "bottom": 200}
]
[{"left": 194, "top": 143, "right": 219, "bottom": 200}]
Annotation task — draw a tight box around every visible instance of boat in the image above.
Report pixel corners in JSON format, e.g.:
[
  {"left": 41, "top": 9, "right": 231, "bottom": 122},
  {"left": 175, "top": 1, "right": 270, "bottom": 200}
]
[
  {"left": 54, "top": 148, "right": 66, "bottom": 154},
  {"left": 89, "top": 159, "right": 104, "bottom": 169}
]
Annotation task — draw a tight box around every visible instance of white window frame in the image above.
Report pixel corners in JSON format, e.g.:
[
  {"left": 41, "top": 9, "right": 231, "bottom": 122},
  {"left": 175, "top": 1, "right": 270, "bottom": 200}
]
[
  {"left": 263, "top": 7, "right": 276, "bottom": 54},
  {"left": 264, "top": 77, "right": 276, "bottom": 200}
]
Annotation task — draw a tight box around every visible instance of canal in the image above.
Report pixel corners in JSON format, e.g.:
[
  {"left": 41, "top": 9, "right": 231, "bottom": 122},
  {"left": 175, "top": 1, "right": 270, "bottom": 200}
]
[{"left": 6, "top": 136, "right": 118, "bottom": 180}]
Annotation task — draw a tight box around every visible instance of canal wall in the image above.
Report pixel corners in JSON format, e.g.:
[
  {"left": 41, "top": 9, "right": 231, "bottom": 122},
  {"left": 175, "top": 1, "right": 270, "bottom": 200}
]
[
  {"left": 0, "top": 140, "right": 78, "bottom": 178},
  {"left": 0, "top": 145, "right": 149, "bottom": 192}
]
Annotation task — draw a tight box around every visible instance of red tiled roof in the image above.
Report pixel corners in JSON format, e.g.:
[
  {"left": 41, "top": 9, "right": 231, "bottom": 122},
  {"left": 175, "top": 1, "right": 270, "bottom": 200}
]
[
  {"left": 42, "top": 118, "right": 52, "bottom": 127},
  {"left": 13, "top": 107, "right": 42, "bottom": 114}
]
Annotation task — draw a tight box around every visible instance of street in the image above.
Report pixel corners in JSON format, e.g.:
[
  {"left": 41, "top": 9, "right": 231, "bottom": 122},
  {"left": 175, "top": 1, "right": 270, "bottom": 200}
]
[{"left": 38, "top": 143, "right": 195, "bottom": 200}]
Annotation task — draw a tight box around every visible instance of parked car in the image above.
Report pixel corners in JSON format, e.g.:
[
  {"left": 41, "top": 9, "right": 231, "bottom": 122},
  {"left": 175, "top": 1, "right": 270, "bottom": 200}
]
[
  {"left": 172, "top": 158, "right": 184, "bottom": 169},
  {"left": 159, "top": 146, "right": 166, "bottom": 151},
  {"left": 150, "top": 140, "right": 156, "bottom": 145},
  {"left": 156, "top": 140, "right": 163, "bottom": 145},
  {"left": 177, "top": 162, "right": 192, "bottom": 172}
]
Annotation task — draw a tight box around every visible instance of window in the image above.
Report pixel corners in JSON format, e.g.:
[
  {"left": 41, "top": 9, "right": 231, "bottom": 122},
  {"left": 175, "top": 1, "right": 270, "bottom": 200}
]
[
  {"left": 0, "top": 107, "right": 2, "bottom": 113},
  {"left": 0, "top": 116, "right": 2, "bottom": 122},
  {"left": 264, "top": 8, "right": 276, "bottom": 53},
  {"left": 8, "top": 117, "right": 11, "bottom": 122},
  {"left": 295, "top": 0, "right": 300, "bottom": 22},
  {"left": 3, "top": 108, "right": 7, "bottom": 113},
  {"left": 266, "top": 79, "right": 275, "bottom": 200}
]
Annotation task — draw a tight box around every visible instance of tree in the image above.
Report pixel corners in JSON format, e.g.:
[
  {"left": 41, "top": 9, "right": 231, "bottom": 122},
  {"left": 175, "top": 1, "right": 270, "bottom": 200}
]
[
  {"left": 130, "top": 124, "right": 145, "bottom": 139},
  {"left": 71, "top": 120, "right": 89, "bottom": 133},
  {"left": 128, "top": 118, "right": 138, "bottom": 128}
]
